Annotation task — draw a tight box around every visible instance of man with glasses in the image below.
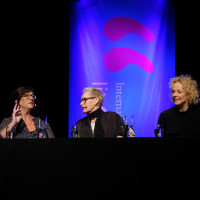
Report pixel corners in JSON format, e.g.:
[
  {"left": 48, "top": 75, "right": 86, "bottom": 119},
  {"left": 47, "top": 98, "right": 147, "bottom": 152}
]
[{"left": 75, "top": 87, "right": 126, "bottom": 138}]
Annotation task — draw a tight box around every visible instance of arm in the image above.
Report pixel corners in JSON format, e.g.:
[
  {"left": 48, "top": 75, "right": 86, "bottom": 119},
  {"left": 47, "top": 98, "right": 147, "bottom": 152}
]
[
  {"left": 115, "top": 113, "right": 126, "bottom": 138},
  {"left": 157, "top": 112, "right": 165, "bottom": 128},
  {"left": 46, "top": 122, "right": 55, "bottom": 138},
  {"left": 0, "top": 118, "right": 12, "bottom": 138},
  {"left": 0, "top": 104, "right": 22, "bottom": 138}
]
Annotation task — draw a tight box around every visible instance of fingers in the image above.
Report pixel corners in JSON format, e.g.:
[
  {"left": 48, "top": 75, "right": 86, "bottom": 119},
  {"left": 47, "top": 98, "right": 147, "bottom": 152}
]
[
  {"left": 129, "top": 132, "right": 135, "bottom": 137},
  {"left": 13, "top": 103, "right": 17, "bottom": 111},
  {"left": 13, "top": 103, "right": 20, "bottom": 111},
  {"left": 13, "top": 103, "right": 22, "bottom": 117}
]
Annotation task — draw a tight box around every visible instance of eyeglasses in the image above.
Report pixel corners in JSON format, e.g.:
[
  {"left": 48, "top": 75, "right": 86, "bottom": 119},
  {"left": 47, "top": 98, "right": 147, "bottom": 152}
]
[
  {"left": 23, "top": 94, "right": 36, "bottom": 100},
  {"left": 79, "top": 97, "right": 96, "bottom": 104}
]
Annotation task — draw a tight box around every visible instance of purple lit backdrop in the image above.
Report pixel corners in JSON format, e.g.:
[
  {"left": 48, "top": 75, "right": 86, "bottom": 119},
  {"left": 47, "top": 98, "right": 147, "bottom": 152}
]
[{"left": 69, "top": 0, "right": 175, "bottom": 137}]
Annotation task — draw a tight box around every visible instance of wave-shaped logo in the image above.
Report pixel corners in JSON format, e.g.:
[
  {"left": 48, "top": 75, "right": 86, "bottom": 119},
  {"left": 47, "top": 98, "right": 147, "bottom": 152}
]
[
  {"left": 104, "top": 16, "right": 154, "bottom": 72},
  {"left": 104, "top": 47, "right": 154, "bottom": 73}
]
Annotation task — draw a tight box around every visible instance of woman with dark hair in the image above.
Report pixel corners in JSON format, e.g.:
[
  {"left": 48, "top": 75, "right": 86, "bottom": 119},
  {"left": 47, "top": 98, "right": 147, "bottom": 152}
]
[{"left": 0, "top": 86, "right": 55, "bottom": 138}]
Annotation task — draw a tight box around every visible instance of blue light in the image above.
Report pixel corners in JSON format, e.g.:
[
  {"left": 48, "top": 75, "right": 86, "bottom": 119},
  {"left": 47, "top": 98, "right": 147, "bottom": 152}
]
[{"left": 69, "top": 0, "right": 175, "bottom": 137}]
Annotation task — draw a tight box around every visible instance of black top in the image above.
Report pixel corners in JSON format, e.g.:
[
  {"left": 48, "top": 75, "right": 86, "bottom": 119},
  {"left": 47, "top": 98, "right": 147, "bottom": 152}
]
[
  {"left": 75, "top": 111, "right": 126, "bottom": 138},
  {"left": 157, "top": 105, "right": 200, "bottom": 137}
]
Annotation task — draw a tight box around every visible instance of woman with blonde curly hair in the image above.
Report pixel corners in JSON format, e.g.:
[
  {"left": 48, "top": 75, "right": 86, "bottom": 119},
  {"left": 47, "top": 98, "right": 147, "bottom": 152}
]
[{"left": 157, "top": 74, "right": 200, "bottom": 137}]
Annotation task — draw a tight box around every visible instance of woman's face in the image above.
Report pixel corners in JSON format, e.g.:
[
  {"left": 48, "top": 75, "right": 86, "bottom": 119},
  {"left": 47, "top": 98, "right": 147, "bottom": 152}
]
[
  {"left": 171, "top": 82, "right": 189, "bottom": 107},
  {"left": 18, "top": 91, "right": 35, "bottom": 110},
  {"left": 80, "top": 91, "right": 99, "bottom": 114}
]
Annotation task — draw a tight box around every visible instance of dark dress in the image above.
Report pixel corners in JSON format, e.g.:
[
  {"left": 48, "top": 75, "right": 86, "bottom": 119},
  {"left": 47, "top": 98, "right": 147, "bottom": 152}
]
[
  {"left": 157, "top": 105, "right": 200, "bottom": 137},
  {"left": 75, "top": 111, "right": 125, "bottom": 138},
  {"left": 0, "top": 116, "right": 55, "bottom": 138}
]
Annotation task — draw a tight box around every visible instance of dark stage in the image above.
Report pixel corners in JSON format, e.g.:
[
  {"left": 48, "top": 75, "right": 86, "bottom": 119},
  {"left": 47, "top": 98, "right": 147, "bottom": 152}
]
[
  {"left": 1, "top": 1, "right": 200, "bottom": 198},
  {"left": 1, "top": 0, "right": 200, "bottom": 137},
  {"left": 1, "top": 138, "right": 200, "bottom": 198}
]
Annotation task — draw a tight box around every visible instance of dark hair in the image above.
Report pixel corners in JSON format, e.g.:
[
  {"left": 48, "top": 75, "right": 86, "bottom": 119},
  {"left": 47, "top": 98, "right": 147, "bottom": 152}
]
[{"left": 10, "top": 86, "right": 35, "bottom": 105}]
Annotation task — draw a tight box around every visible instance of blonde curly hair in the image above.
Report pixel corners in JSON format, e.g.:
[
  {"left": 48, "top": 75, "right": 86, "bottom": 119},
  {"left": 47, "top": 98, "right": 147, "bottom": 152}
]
[{"left": 169, "top": 74, "right": 200, "bottom": 105}]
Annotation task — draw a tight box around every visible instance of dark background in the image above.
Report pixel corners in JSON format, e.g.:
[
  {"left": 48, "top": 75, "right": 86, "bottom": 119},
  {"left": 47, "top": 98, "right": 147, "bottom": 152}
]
[
  {"left": 0, "top": 0, "right": 199, "bottom": 137},
  {"left": 1, "top": 0, "right": 70, "bottom": 137}
]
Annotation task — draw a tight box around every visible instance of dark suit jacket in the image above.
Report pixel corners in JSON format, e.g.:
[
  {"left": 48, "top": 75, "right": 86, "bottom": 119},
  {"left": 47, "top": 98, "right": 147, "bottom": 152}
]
[{"left": 76, "top": 111, "right": 125, "bottom": 138}]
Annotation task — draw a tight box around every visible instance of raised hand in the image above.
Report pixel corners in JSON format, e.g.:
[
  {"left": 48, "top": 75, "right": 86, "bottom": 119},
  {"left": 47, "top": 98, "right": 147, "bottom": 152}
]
[{"left": 11, "top": 103, "right": 22, "bottom": 127}]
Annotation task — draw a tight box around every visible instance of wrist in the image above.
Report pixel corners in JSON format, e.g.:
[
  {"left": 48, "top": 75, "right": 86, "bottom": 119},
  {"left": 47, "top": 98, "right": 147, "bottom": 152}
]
[
  {"left": 7, "top": 122, "right": 16, "bottom": 131},
  {"left": 6, "top": 126, "right": 12, "bottom": 132}
]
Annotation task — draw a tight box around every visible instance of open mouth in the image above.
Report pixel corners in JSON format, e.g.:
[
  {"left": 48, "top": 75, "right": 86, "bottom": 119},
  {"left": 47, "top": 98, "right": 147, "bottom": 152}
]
[
  {"left": 173, "top": 99, "right": 180, "bottom": 103},
  {"left": 82, "top": 107, "right": 88, "bottom": 112}
]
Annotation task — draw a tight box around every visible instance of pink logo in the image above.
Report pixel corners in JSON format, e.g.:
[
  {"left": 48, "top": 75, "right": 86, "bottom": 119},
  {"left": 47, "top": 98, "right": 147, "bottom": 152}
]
[
  {"left": 104, "top": 47, "right": 154, "bottom": 73},
  {"left": 104, "top": 16, "right": 154, "bottom": 73}
]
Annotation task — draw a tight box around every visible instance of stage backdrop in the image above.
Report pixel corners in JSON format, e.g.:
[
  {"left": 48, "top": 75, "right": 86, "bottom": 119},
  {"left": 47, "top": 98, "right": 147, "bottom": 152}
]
[{"left": 69, "top": 0, "right": 175, "bottom": 137}]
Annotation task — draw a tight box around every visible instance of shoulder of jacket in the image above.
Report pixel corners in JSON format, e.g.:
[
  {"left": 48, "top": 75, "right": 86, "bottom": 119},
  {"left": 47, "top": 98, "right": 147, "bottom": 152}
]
[{"left": 76, "top": 116, "right": 88, "bottom": 124}]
